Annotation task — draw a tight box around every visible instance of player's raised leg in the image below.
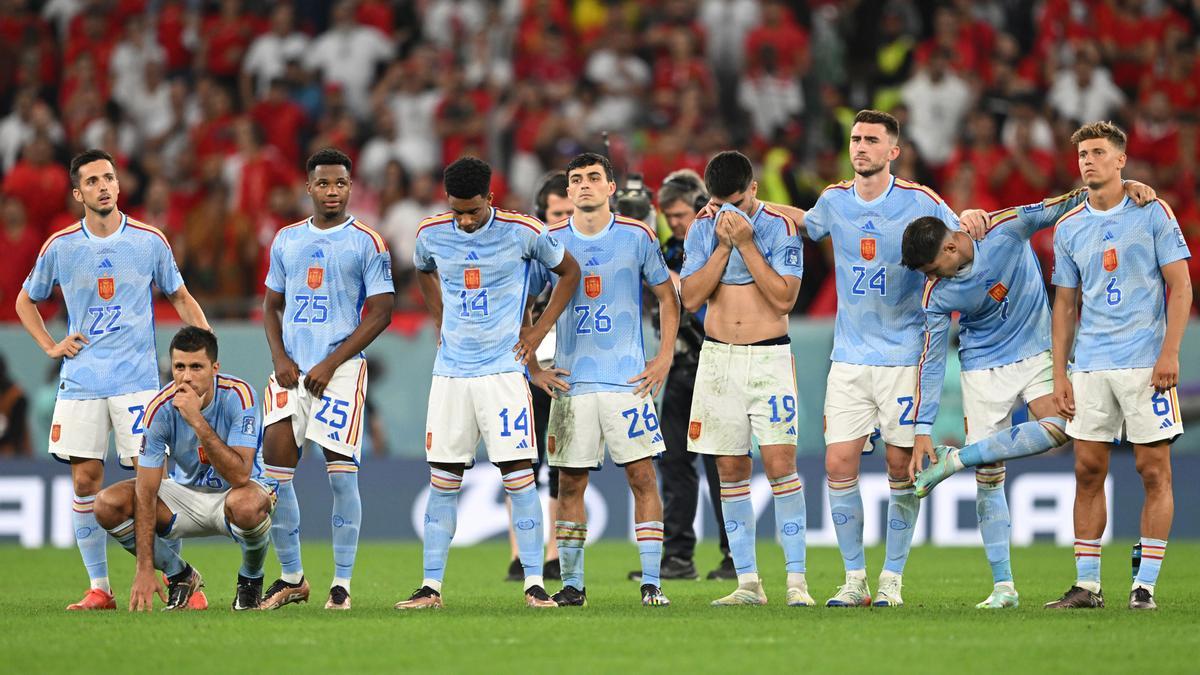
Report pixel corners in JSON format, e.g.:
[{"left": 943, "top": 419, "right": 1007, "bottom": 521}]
[{"left": 915, "top": 415, "right": 1069, "bottom": 497}]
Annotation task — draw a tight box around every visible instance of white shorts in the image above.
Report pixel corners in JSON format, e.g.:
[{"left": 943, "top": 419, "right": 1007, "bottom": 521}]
[
  {"left": 263, "top": 359, "right": 368, "bottom": 461},
  {"left": 961, "top": 351, "right": 1055, "bottom": 444},
  {"left": 823, "top": 362, "right": 917, "bottom": 447},
  {"left": 687, "top": 340, "right": 798, "bottom": 456},
  {"left": 1067, "top": 368, "right": 1184, "bottom": 444},
  {"left": 158, "top": 479, "right": 275, "bottom": 539},
  {"left": 425, "top": 371, "right": 538, "bottom": 467},
  {"left": 48, "top": 390, "right": 157, "bottom": 467},
  {"left": 546, "top": 391, "right": 664, "bottom": 469}
]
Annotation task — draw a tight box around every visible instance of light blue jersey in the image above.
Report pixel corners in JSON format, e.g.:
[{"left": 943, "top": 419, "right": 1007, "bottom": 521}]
[
  {"left": 414, "top": 208, "right": 565, "bottom": 378},
  {"left": 264, "top": 215, "right": 393, "bottom": 373},
  {"left": 528, "top": 215, "right": 670, "bottom": 394},
  {"left": 680, "top": 203, "right": 803, "bottom": 285},
  {"left": 805, "top": 177, "right": 959, "bottom": 366},
  {"left": 1052, "top": 197, "right": 1191, "bottom": 371},
  {"left": 139, "top": 374, "right": 262, "bottom": 491},
  {"left": 23, "top": 214, "right": 183, "bottom": 400},
  {"left": 914, "top": 191, "right": 1085, "bottom": 434}
]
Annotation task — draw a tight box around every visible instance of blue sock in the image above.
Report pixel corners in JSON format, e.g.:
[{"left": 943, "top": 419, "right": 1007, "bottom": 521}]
[
  {"left": 770, "top": 473, "right": 806, "bottom": 574},
  {"left": 72, "top": 494, "right": 109, "bottom": 591},
  {"left": 105, "top": 518, "right": 185, "bottom": 577},
  {"left": 230, "top": 516, "right": 272, "bottom": 579},
  {"left": 975, "top": 466, "right": 1012, "bottom": 584},
  {"left": 422, "top": 468, "right": 461, "bottom": 590},
  {"left": 1074, "top": 538, "right": 1102, "bottom": 586},
  {"left": 719, "top": 479, "right": 757, "bottom": 577},
  {"left": 264, "top": 464, "right": 303, "bottom": 582},
  {"left": 883, "top": 475, "right": 919, "bottom": 574},
  {"left": 555, "top": 520, "right": 586, "bottom": 590},
  {"left": 1134, "top": 538, "right": 1167, "bottom": 591},
  {"left": 503, "top": 468, "right": 544, "bottom": 587},
  {"left": 827, "top": 477, "right": 865, "bottom": 572},
  {"left": 327, "top": 461, "right": 361, "bottom": 588},
  {"left": 635, "top": 521, "right": 664, "bottom": 587},
  {"left": 959, "top": 418, "right": 1067, "bottom": 467}
]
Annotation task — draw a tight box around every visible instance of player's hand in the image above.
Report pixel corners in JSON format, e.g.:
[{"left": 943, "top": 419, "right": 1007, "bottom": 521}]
[
  {"left": 1124, "top": 180, "right": 1157, "bottom": 206},
  {"left": 273, "top": 355, "right": 301, "bottom": 389},
  {"left": 303, "top": 360, "right": 336, "bottom": 399},
  {"left": 697, "top": 200, "right": 718, "bottom": 220},
  {"left": 172, "top": 382, "right": 203, "bottom": 422},
  {"left": 129, "top": 569, "right": 165, "bottom": 612},
  {"left": 46, "top": 332, "right": 88, "bottom": 359},
  {"left": 910, "top": 435, "right": 936, "bottom": 482},
  {"left": 714, "top": 216, "right": 735, "bottom": 249},
  {"left": 721, "top": 211, "right": 754, "bottom": 247},
  {"left": 628, "top": 356, "right": 672, "bottom": 398},
  {"left": 1150, "top": 352, "right": 1179, "bottom": 393},
  {"left": 1053, "top": 374, "right": 1075, "bottom": 421},
  {"left": 530, "top": 367, "right": 571, "bottom": 398},
  {"left": 513, "top": 325, "right": 546, "bottom": 365},
  {"left": 959, "top": 209, "right": 991, "bottom": 241}
]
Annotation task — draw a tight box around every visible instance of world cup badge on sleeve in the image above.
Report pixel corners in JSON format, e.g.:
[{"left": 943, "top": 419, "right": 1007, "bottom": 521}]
[
  {"left": 584, "top": 274, "right": 602, "bottom": 298},
  {"left": 97, "top": 276, "right": 115, "bottom": 300},
  {"left": 307, "top": 266, "right": 324, "bottom": 289},
  {"left": 860, "top": 238, "right": 876, "bottom": 261},
  {"left": 464, "top": 268, "right": 481, "bottom": 289},
  {"left": 1103, "top": 248, "right": 1118, "bottom": 272}
]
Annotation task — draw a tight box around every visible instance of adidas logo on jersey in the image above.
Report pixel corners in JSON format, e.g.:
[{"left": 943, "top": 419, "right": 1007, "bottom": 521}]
[
  {"left": 98, "top": 258, "right": 114, "bottom": 269},
  {"left": 861, "top": 220, "right": 880, "bottom": 233},
  {"left": 586, "top": 257, "right": 602, "bottom": 266},
  {"left": 516, "top": 439, "right": 529, "bottom": 449},
  {"left": 466, "top": 250, "right": 480, "bottom": 261},
  {"left": 1103, "top": 230, "right": 1115, "bottom": 241}
]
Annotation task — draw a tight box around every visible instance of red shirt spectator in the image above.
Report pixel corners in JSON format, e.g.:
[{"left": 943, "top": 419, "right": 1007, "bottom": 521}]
[
  {"left": 356, "top": 0, "right": 395, "bottom": 35},
  {"left": 250, "top": 86, "right": 308, "bottom": 167},
  {"left": 744, "top": 1, "right": 810, "bottom": 76},
  {"left": 0, "top": 197, "right": 42, "bottom": 322},
  {"left": 201, "top": 3, "right": 259, "bottom": 79},
  {"left": 2, "top": 140, "right": 69, "bottom": 235}
]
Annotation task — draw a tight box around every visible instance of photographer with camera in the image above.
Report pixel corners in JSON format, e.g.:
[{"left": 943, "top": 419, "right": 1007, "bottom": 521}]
[{"left": 624, "top": 169, "right": 734, "bottom": 581}]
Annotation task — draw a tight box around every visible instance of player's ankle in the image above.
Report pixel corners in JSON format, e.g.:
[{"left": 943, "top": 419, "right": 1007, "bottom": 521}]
[
  {"left": 1076, "top": 580, "right": 1101, "bottom": 593},
  {"left": 281, "top": 571, "right": 304, "bottom": 585}
]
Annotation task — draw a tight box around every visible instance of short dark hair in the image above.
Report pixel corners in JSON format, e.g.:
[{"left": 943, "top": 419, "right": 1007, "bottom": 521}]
[
  {"left": 1070, "top": 121, "right": 1127, "bottom": 151},
  {"left": 854, "top": 109, "right": 900, "bottom": 141},
  {"left": 658, "top": 168, "right": 707, "bottom": 211},
  {"left": 306, "top": 147, "right": 353, "bottom": 176},
  {"left": 169, "top": 326, "right": 218, "bottom": 361},
  {"left": 704, "top": 151, "right": 753, "bottom": 199},
  {"left": 534, "top": 170, "right": 569, "bottom": 220},
  {"left": 443, "top": 156, "right": 492, "bottom": 199},
  {"left": 566, "top": 152, "right": 613, "bottom": 182},
  {"left": 900, "top": 216, "right": 952, "bottom": 270},
  {"left": 69, "top": 149, "right": 115, "bottom": 188}
]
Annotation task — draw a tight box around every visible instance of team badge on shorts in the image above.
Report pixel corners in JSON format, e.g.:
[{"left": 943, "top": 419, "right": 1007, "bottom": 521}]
[
  {"left": 307, "top": 266, "right": 324, "bottom": 289},
  {"left": 1103, "top": 248, "right": 1118, "bottom": 272},
  {"left": 51, "top": 423, "right": 61, "bottom": 442},
  {"left": 584, "top": 275, "right": 602, "bottom": 298},
  {"left": 97, "top": 276, "right": 115, "bottom": 300},
  {"left": 276, "top": 391, "right": 288, "bottom": 408},
  {"left": 860, "top": 238, "right": 876, "bottom": 261},
  {"left": 987, "top": 282, "right": 1009, "bottom": 302},
  {"left": 547, "top": 435, "right": 557, "bottom": 454},
  {"left": 464, "top": 268, "right": 481, "bottom": 289},
  {"left": 688, "top": 420, "right": 702, "bottom": 440},
  {"left": 425, "top": 432, "right": 433, "bottom": 452}
]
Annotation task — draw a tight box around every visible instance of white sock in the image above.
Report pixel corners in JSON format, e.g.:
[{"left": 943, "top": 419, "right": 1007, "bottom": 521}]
[
  {"left": 995, "top": 581, "right": 1016, "bottom": 591},
  {"left": 737, "top": 572, "right": 760, "bottom": 587},
  {"left": 1077, "top": 580, "right": 1101, "bottom": 593},
  {"left": 846, "top": 569, "right": 867, "bottom": 582},
  {"left": 332, "top": 577, "right": 351, "bottom": 593},
  {"left": 91, "top": 576, "right": 111, "bottom": 593},
  {"left": 422, "top": 578, "right": 442, "bottom": 593},
  {"left": 1132, "top": 581, "right": 1154, "bottom": 594},
  {"left": 880, "top": 569, "right": 901, "bottom": 581},
  {"left": 281, "top": 571, "right": 304, "bottom": 584},
  {"left": 523, "top": 575, "right": 545, "bottom": 591},
  {"left": 948, "top": 449, "right": 965, "bottom": 472},
  {"left": 787, "top": 572, "right": 806, "bottom": 588}
]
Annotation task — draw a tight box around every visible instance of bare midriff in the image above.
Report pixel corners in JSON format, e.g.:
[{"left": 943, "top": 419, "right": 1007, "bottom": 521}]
[{"left": 702, "top": 283, "right": 788, "bottom": 344}]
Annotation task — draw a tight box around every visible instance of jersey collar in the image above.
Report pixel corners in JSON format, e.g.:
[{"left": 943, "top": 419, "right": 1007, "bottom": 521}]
[
  {"left": 850, "top": 176, "right": 895, "bottom": 207},
  {"left": 306, "top": 214, "right": 355, "bottom": 234},
  {"left": 455, "top": 207, "right": 495, "bottom": 237},
  {"left": 79, "top": 212, "right": 128, "bottom": 241},
  {"left": 1083, "top": 195, "right": 1130, "bottom": 216},
  {"left": 569, "top": 214, "right": 614, "bottom": 240}
]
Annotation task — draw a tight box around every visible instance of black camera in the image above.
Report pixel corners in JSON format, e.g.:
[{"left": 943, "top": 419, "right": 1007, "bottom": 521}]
[{"left": 615, "top": 173, "right": 655, "bottom": 223}]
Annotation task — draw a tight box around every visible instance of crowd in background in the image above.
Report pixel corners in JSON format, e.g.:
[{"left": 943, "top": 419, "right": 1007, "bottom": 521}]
[{"left": 1, "top": 0, "right": 1199, "bottom": 325}]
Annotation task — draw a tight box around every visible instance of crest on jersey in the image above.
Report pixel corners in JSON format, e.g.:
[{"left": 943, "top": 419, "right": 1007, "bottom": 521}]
[
  {"left": 1103, "top": 248, "right": 1118, "bottom": 272},
  {"left": 688, "top": 420, "right": 702, "bottom": 440},
  {"left": 276, "top": 391, "right": 288, "bottom": 409},
  {"left": 860, "top": 238, "right": 876, "bottom": 261},
  {"left": 51, "top": 423, "right": 61, "bottom": 443},
  {"left": 425, "top": 432, "right": 433, "bottom": 452},
  {"left": 584, "top": 274, "right": 602, "bottom": 298},
  {"left": 197, "top": 445, "right": 209, "bottom": 465},
  {"left": 987, "top": 282, "right": 1009, "bottom": 303},
  {"left": 307, "top": 267, "right": 324, "bottom": 290},
  {"left": 464, "top": 268, "right": 481, "bottom": 290},
  {"left": 97, "top": 277, "right": 115, "bottom": 300},
  {"left": 547, "top": 435, "right": 557, "bottom": 455}
]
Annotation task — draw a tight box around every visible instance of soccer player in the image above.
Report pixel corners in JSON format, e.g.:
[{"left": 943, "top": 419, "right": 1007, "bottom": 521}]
[
  {"left": 396, "top": 156, "right": 580, "bottom": 610},
  {"left": 526, "top": 152, "right": 679, "bottom": 607},
  {"left": 259, "top": 148, "right": 394, "bottom": 611},
  {"left": 803, "top": 110, "right": 958, "bottom": 607},
  {"left": 1047, "top": 122, "right": 1190, "bottom": 610},
  {"left": 92, "top": 327, "right": 274, "bottom": 611},
  {"left": 898, "top": 178, "right": 1160, "bottom": 608},
  {"left": 14, "top": 149, "right": 209, "bottom": 611},
  {"left": 680, "top": 150, "right": 809, "bottom": 607}
]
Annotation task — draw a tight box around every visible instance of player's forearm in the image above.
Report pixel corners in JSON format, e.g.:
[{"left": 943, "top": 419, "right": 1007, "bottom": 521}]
[
  {"left": 262, "top": 294, "right": 290, "bottom": 363},
  {"left": 416, "top": 271, "right": 443, "bottom": 334},
  {"left": 536, "top": 268, "right": 579, "bottom": 335},
  {"left": 169, "top": 286, "right": 210, "bottom": 331},
  {"left": 15, "top": 290, "right": 55, "bottom": 354},
  {"left": 680, "top": 248, "right": 729, "bottom": 312},
  {"left": 133, "top": 468, "right": 162, "bottom": 573},
  {"left": 190, "top": 417, "right": 250, "bottom": 487},
  {"left": 320, "top": 295, "right": 393, "bottom": 370},
  {"left": 913, "top": 324, "right": 948, "bottom": 435},
  {"left": 737, "top": 243, "right": 796, "bottom": 314},
  {"left": 1051, "top": 291, "right": 1077, "bottom": 378},
  {"left": 1161, "top": 275, "right": 1192, "bottom": 357}
]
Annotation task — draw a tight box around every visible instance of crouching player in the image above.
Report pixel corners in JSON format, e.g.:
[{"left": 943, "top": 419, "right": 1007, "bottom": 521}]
[{"left": 93, "top": 327, "right": 275, "bottom": 611}]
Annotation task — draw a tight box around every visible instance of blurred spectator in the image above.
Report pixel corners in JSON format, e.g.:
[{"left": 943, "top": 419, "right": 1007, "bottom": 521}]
[
  {"left": 380, "top": 170, "right": 439, "bottom": 280},
  {"left": 901, "top": 49, "right": 972, "bottom": 170},
  {"left": 0, "top": 89, "right": 64, "bottom": 173},
  {"left": 1047, "top": 42, "right": 1126, "bottom": 124},
  {"left": 738, "top": 45, "right": 804, "bottom": 143},
  {"left": 304, "top": 0, "right": 394, "bottom": 118},
  {"left": 0, "top": 352, "right": 31, "bottom": 457},
  {"left": 241, "top": 3, "right": 310, "bottom": 103},
  {"left": 0, "top": 197, "right": 40, "bottom": 322},
  {"left": 583, "top": 23, "right": 650, "bottom": 132},
  {"left": 3, "top": 135, "right": 69, "bottom": 234}
]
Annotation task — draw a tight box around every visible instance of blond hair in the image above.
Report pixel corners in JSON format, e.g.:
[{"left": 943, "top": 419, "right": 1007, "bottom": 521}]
[{"left": 1070, "top": 121, "right": 1127, "bottom": 151}]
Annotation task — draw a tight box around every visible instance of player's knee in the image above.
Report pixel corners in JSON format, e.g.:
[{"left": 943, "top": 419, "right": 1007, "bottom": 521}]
[
  {"left": 225, "top": 488, "right": 269, "bottom": 528},
  {"left": 92, "top": 486, "right": 130, "bottom": 528},
  {"left": 1135, "top": 457, "right": 1172, "bottom": 492}
]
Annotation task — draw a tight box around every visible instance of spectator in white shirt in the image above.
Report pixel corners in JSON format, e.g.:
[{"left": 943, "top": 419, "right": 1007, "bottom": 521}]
[
  {"left": 304, "top": 0, "right": 394, "bottom": 118},
  {"left": 900, "top": 49, "right": 973, "bottom": 168},
  {"left": 1047, "top": 43, "right": 1126, "bottom": 124},
  {"left": 241, "top": 3, "right": 310, "bottom": 103}
]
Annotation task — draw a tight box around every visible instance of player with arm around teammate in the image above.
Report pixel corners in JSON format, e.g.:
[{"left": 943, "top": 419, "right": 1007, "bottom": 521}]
[
  {"left": 396, "top": 157, "right": 580, "bottom": 610},
  {"left": 92, "top": 327, "right": 274, "bottom": 611},
  {"left": 526, "top": 152, "right": 679, "bottom": 607},
  {"left": 14, "top": 149, "right": 210, "bottom": 610}
]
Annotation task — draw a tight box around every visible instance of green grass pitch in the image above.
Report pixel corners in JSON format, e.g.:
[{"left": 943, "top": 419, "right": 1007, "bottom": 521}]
[{"left": 2, "top": 541, "right": 1197, "bottom": 674}]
